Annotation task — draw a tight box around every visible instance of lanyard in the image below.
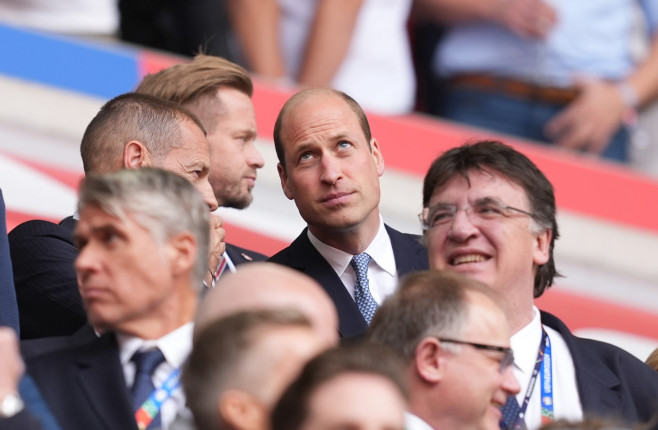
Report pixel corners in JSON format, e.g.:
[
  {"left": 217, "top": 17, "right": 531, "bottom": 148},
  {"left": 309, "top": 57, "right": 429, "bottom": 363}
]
[
  {"left": 135, "top": 367, "right": 181, "bottom": 430},
  {"left": 512, "top": 328, "right": 554, "bottom": 429}
]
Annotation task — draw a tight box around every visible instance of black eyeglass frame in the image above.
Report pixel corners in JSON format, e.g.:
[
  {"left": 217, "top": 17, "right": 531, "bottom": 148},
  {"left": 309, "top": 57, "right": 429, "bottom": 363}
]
[{"left": 435, "top": 337, "right": 515, "bottom": 372}]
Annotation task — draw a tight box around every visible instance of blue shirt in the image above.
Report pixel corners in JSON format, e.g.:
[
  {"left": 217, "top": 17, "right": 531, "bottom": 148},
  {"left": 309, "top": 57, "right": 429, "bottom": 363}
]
[{"left": 435, "top": 0, "right": 658, "bottom": 87}]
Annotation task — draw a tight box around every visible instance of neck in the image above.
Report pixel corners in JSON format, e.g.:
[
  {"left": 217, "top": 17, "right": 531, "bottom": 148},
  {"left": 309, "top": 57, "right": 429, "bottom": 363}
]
[
  {"left": 308, "top": 210, "right": 381, "bottom": 255},
  {"left": 115, "top": 286, "right": 198, "bottom": 340}
]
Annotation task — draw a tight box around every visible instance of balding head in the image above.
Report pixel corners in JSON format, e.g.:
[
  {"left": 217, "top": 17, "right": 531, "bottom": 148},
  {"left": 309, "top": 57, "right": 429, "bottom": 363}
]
[{"left": 195, "top": 262, "right": 339, "bottom": 346}]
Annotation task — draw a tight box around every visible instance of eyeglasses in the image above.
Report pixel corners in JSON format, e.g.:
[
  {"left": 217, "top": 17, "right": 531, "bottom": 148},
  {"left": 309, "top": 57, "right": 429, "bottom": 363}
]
[
  {"left": 419, "top": 198, "right": 534, "bottom": 231},
  {"left": 435, "top": 337, "right": 515, "bottom": 372}
]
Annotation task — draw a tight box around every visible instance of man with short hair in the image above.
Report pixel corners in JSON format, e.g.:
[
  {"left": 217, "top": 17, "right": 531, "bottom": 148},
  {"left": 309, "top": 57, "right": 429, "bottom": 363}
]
[
  {"left": 25, "top": 167, "right": 209, "bottom": 430},
  {"left": 369, "top": 270, "right": 520, "bottom": 430},
  {"left": 137, "top": 54, "right": 267, "bottom": 266},
  {"left": 9, "top": 92, "right": 225, "bottom": 339},
  {"left": 271, "top": 342, "right": 408, "bottom": 430},
  {"left": 269, "top": 88, "right": 428, "bottom": 338},
  {"left": 183, "top": 309, "right": 328, "bottom": 430},
  {"left": 421, "top": 140, "right": 658, "bottom": 429}
]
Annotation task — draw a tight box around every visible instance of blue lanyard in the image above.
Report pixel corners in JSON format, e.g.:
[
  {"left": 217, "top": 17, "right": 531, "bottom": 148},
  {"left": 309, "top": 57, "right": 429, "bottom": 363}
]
[
  {"left": 512, "top": 328, "right": 554, "bottom": 430},
  {"left": 539, "top": 333, "right": 554, "bottom": 424},
  {"left": 135, "top": 368, "right": 181, "bottom": 430}
]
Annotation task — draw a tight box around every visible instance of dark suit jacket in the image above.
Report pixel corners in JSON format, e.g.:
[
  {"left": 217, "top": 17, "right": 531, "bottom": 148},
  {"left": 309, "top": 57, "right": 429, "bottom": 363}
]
[
  {"left": 0, "top": 189, "right": 20, "bottom": 333},
  {"left": 8, "top": 217, "right": 85, "bottom": 339},
  {"left": 8, "top": 216, "right": 268, "bottom": 339},
  {"left": 541, "top": 311, "right": 658, "bottom": 427},
  {"left": 25, "top": 333, "right": 138, "bottom": 430},
  {"left": 268, "top": 225, "right": 428, "bottom": 338}
]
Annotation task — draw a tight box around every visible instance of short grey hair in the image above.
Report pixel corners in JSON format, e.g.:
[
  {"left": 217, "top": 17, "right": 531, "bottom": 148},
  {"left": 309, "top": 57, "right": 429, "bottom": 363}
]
[
  {"left": 77, "top": 168, "right": 210, "bottom": 287},
  {"left": 369, "top": 271, "right": 500, "bottom": 360}
]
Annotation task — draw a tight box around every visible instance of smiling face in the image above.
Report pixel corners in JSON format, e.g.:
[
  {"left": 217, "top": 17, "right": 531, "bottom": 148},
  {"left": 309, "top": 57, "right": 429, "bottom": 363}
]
[
  {"left": 438, "top": 291, "right": 520, "bottom": 430},
  {"left": 425, "top": 169, "right": 550, "bottom": 305},
  {"left": 74, "top": 206, "right": 185, "bottom": 338},
  {"left": 157, "top": 118, "right": 218, "bottom": 211},
  {"left": 277, "top": 91, "right": 384, "bottom": 246},
  {"left": 189, "top": 87, "right": 264, "bottom": 209}
]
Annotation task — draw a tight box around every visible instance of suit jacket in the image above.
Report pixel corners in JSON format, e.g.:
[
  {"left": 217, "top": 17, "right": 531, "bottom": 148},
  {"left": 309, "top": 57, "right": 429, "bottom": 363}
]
[
  {"left": 541, "top": 311, "right": 658, "bottom": 427},
  {"left": 0, "top": 189, "right": 20, "bottom": 333},
  {"left": 8, "top": 217, "right": 85, "bottom": 339},
  {"left": 8, "top": 216, "right": 267, "bottom": 339},
  {"left": 25, "top": 333, "right": 139, "bottom": 430},
  {"left": 268, "top": 225, "right": 428, "bottom": 338}
]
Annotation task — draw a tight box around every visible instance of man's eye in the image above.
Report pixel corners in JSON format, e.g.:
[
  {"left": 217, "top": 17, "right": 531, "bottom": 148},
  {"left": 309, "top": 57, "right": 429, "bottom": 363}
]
[
  {"left": 299, "top": 152, "right": 313, "bottom": 162},
  {"left": 477, "top": 204, "right": 503, "bottom": 216},
  {"left": 430, "top": 211, "right": 453, "bottom": 225},
  {"left": 337, "top": 141, "right": 351, "bottom": 149}
]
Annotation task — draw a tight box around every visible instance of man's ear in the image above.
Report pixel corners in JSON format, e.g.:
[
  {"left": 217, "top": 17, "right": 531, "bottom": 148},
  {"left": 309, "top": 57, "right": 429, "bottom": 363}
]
[
  {"left": 532, "top": 228, "right": 552, "bottom": 266},
  {"left": 123, "top": 141, "right": 151, "bottom": 169},
  {"left": 219, "top": 390, "right": 266, "bottom": 430},
  {"left": 277, "top": 162, "right": 294, "bottom": 200},
  {"left": 370, "top": 138, "right": 385, "bottom": 177},
  {"left": 166, "top": 232, "right": 197, "bottom": 279},
  {"left": 414, "top": 337, "right": 445, "bottom": 384}
]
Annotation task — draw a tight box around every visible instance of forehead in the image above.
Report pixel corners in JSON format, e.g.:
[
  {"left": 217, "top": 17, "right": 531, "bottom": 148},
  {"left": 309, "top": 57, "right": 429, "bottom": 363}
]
[
  {"left": 179, "top": 119, "right": 209, "bottom": 150},
  {"left": 281, "top": 93, "right": 363, "bottom": 145},
  {"left": 430, "top": 169, "right": 529, "bottom": 206}
]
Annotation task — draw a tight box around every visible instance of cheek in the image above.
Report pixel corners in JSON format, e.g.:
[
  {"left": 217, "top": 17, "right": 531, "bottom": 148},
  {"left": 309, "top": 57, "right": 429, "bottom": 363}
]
[{"left": 426, "top": 233, "right": 448, "bottom": 269}]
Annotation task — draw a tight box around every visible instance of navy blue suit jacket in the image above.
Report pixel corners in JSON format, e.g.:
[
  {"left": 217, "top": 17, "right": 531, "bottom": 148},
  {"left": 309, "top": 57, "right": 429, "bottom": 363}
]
[
  {"left": 268, "top": 225, "right": 428, "bottom": 338},
  {"left": 8, "top": 216, "right": 267, "bottom": 339},
  {"left": 0, "top": 188, "right": 20, "bottom": 333},
  {"left": 541, "top": 311, "right": 658, "bottom": 427},
  {"left": 25, "top": 333, "right": 138, "bottom": 430}
]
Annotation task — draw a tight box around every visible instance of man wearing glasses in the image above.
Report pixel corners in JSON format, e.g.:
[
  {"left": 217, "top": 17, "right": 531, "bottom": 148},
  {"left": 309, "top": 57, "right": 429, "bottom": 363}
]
[
  {"left": 420, "top": 140, "right": 658, "bottom": 430},
  {"left": 369, "top": 270, "right": 520, "bottom": 430}
]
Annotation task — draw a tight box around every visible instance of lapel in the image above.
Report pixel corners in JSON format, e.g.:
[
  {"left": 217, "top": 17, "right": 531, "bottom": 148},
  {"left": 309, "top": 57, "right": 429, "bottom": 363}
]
[
  {"left": 286, "top": 229, "right": 369, "bottom": 338},
  {"left": 540, "top": 311, "right": 622, "bottom": 413},
  {"left": 385, "top": 225, "right": 429, "bottom": 276},
  {"left": 75, "top": 334, "right": 138, "bottom": 430}
]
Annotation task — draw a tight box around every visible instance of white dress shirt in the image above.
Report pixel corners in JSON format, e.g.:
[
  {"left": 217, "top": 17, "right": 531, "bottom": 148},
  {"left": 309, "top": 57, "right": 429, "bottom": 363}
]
[
  {"left": 511, "top": 307, "right": 583, "bottom": 430},
  {"left": 117, "top": 322, "right": 194, "bottom": 430},
  {"left": 405, "top": 412, "right": 434, "bottom": 430},
  {"left": 308, "top": 216, "right": 398, "bottom": 304}
]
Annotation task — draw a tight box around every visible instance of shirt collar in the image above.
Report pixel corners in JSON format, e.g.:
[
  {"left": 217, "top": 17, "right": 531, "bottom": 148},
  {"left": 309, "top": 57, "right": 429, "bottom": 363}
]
[
  {"left": 307, "top": 216, "right": 396, "bottom": 277},
  {"left": 117, "top": 322, "right": 194, "bottom": 369},
  {"left": 510, "top": 306, "right": 543, "bottom": 376},
  {"left": 405, "top": 412, "right": 435, "bottom": 430}
]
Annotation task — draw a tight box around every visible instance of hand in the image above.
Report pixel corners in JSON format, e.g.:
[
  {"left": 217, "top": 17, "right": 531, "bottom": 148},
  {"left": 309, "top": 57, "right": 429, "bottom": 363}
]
[
  {"left": 0, "top": 327, "right": 23, "bottom": 399},
  {"left": 544, "top": 78, "right": 627, "bottom": 155},
  {"left": 208, "top": 214, "right": 227, "bottom": 273},
  {"left": 495, "top": 0, "right": 557, "bottom": 39}
]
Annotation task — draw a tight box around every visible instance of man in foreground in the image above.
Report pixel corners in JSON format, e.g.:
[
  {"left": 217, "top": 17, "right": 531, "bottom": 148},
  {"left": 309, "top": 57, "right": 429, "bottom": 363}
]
[
  {"left": 25, "top": 168, "right": 209, "bottom": 430},
  {"left": 370, "top": 270, "right": 520, "bottom": 430}
]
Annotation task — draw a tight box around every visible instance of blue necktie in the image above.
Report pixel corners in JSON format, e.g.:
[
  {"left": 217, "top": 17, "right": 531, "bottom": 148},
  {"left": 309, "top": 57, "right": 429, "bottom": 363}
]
[
  {"left": 350, "top": 253, "right": 378, "bottom": 325},
  {"left": 132, "top": 348, "right": 165, "bottom": 429},
  {"left": 501, "top": 395, "right": 525, "bottom": 430}
]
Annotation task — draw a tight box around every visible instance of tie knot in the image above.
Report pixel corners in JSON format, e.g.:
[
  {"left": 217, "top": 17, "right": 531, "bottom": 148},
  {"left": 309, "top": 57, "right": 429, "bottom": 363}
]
[
  {"left": 350, "top": 253, "right": 371, "bottom": 275},
  {"left": 132, "top": 348, "right": 165, "bottom": 377}
]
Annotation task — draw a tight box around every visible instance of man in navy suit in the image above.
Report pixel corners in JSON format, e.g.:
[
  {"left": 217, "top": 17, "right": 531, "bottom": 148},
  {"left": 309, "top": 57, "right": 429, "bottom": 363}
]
[
  {"left": 421, "top": 140, "right": 658, "bottom": 429},
  {"left": 26, "top": 167, "right": 210, "bottom": 430},
  {"left": 137, "top": 54, "right": 268, "bottom": 267},
  {"left": 9, "top": 93, "right": 225, "bottom": 339},
  {"left": 268, "top": 88, "right": 428, "bottom": 338},
  {"left": 0, "top": 188, "right": 19, "bottom": 333}
]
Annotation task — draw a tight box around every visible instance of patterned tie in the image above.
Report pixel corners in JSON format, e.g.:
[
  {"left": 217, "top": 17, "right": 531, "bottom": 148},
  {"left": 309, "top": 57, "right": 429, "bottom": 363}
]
[
  {"left": 501, "top": 395, "right": 525, "bottom": 430},
  {"left": 350, "top": 253, "right": 379, "bottom": 325},
  {"left": 131, "top": 348, "right": 166, "bottom": 429}
]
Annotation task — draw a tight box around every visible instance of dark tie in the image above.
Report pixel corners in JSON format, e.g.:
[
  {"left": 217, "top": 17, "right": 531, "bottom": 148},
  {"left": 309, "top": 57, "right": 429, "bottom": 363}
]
[
  {"left": 501, "top": 395, "right": 525, "bottom": 430},
  {"left": 350, "top": 253, "right": 378, "bottom": 325},
  {"left": 131, "top": 348, "right": 166, "bottom": 429}
]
